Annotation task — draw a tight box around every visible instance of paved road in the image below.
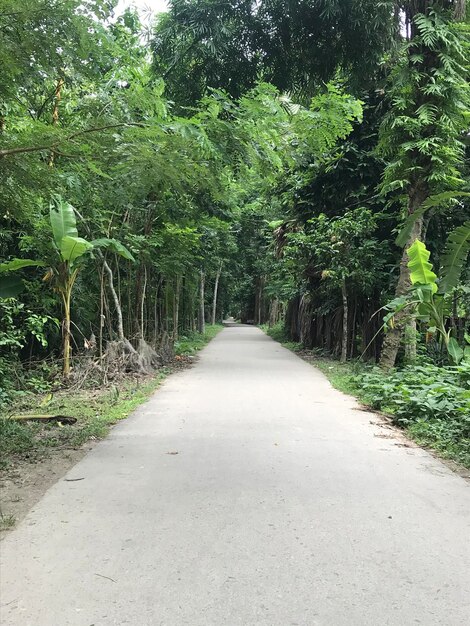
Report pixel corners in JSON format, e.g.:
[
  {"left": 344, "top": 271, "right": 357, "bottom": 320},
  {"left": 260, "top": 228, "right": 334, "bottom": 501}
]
[{"left": 1, "top": 327, "right": 470, "bottom": 625}]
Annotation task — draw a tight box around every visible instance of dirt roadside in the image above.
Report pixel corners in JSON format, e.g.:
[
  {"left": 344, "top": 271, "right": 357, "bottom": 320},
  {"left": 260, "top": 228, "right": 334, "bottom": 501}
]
[
  {"left": 0, "top": 446, "right": 91, "bottom": 537},
  {"left": 0, "top": 355, "right": 198, "bottom": 537}
]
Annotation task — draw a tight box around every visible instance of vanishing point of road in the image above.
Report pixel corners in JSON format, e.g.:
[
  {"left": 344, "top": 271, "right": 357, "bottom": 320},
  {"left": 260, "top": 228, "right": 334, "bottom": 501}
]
[{"left": 1, "top": 326, "right": 469, "bottom": 625}]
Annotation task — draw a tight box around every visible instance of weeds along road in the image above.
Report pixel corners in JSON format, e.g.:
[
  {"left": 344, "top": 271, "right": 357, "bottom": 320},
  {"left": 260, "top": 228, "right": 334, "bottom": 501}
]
[{"left": 1, "top": 326, "right": 469, "bottom": 625}]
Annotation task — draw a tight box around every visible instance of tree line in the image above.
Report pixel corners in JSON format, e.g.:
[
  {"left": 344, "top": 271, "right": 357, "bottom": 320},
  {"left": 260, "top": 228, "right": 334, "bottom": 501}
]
[{"left": 0, "top": 0, "right": 469, "bottom": 405}]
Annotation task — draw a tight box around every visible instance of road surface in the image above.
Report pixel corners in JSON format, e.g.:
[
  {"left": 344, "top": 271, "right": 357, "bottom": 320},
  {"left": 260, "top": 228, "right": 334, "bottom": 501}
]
[{"left": 1, "top": 326, "right": 469, "bottom": 625}]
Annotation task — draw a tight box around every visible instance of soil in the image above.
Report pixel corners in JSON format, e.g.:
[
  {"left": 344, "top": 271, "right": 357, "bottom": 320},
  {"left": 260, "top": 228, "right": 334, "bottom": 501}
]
[{"left": 0, "top": 446, "right": 92, "bottom": 538}]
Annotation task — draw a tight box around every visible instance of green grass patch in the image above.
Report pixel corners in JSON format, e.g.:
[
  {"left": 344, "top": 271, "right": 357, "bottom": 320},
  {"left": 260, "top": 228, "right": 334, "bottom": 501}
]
[
  {"left": 262, "top": 322, "right": 303, "bottom": 352},
  {"left": 0, "top": 325, "right": 223, "bottom": 469},
  {"left": 174, "top": 324, "right": 224, "bottom": 356},
  {"left": 0, "top": 374, "right": 168, "bottom": 468},
  {"left": 307, "top": 357, "right": 362, "bottom": 396},
  {"left": 408, "top": 419, "right": 470, "bottom": 468},
  {"left": 0, "top": 513, "right": 16, "bottom": 531}
]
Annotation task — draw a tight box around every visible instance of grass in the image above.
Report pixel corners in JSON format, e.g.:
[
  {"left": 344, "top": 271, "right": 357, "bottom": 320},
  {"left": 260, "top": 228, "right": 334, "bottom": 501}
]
[
  {"left": 174, "top": 324, "right": 224, "bottom": 356},
  {"left": 0, "top": 324, "right": 223, "bottom": 469},
  {"left": 307, "top": 357, "right": 362, "bottom": 396},
  {"left": 0, "top": 513, "right": 16, "bottom": 531},
  {"left": 408, "top": 420, "right": 470, "bottom": 468}
]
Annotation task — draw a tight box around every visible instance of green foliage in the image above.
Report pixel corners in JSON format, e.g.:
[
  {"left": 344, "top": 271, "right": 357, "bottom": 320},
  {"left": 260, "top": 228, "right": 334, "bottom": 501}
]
[
  {"left": 0, "top": 260, "right": 45, "bottom": 297},
  {"left": 379, "top": 7, "right": 470, "bottom": 229},
  {"left": 0, "top": 419, "right": 39, "bottom": 468},
  {"left": 395, "top": 192, "right": 470, "bottom": 247},
  {"left": 262, "top": 322, "right": 302, "bottom": 352},
  {"left": 50, "top": 198, "right": 79, "bottom": 248},
  {"left": 0, "top": 373, "right": 168, "bottom": 468},
  {"left": 174, "top": 324, "right": 224, "bottom": 355},
  {"left": 383, "top": 238, "right": 468, "bottom": 364},
  {"left": 153, "top": 0, "right": 396, "bottom": 106},
  {"left": 284, "top": 207, "right": 380, "bottom": 288},
  {"left": 0, "top": 298, "right": 57, "bottom": 351},
  {"left": 439, "top": 220, "right": 470, "bottom": 293},
  {"left": 357, "top": 364, "right": 469, "bottom": 422}
]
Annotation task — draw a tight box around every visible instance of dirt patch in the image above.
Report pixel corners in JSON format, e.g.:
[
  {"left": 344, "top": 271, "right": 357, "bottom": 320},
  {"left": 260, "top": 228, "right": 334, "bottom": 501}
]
[{"left": 0, "top": 445, "right": 92, "bottom": 538}]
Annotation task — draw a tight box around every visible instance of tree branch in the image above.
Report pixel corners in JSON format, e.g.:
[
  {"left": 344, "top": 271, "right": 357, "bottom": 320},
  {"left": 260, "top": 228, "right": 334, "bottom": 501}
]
[{"left": 0, "top": 123, "right": 146, "bottom": 159}]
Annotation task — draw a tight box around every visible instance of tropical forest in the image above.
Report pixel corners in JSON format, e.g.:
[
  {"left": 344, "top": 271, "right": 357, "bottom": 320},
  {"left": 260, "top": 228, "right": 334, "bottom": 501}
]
[{"left": 1, "top": 0, "right": 470, "bottom": 486}]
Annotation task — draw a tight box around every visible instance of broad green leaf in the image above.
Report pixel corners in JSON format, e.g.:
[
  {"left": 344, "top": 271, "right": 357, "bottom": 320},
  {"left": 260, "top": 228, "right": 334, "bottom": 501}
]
[
  {"left": 416, "top": 302, "right": 431, "bottom": 321},
  {"left": 382, "top": 296, "right": 409, "bottom": 328},
  {"left": 447, "top": 337, "right": 464, "bottom": 365},
  {"left": 0, "top": 258, "right": 45, "bottom": 272},
  {"left": 384, "top": 295, "right": 408, "bottom": 311},
  {"left": 415, "top": 284, "right": 435, "bottom": 303},
  {"left": 407, "top": 240, "right": 437, "bottom": 292},
  {"left": 0, "top": 275, "right": 24, "bottom": 298},
  {"left": 50, "top": 198, "right": 78, "bottom": 249},
  {"left": 60, "top": 236, "right": 93, "bottom": 263},
  {"left": 91, "top": 238, "right": 135, "bottom": 262},
  {"left": 438, "top": 221, "right": 470, "bottom": 293}
]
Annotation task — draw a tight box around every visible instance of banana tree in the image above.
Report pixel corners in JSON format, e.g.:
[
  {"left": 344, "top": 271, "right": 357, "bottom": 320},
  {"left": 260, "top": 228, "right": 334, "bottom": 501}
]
[
  {"left": 382, "top": 222, "right": 470, "bottom": 364},
  {"left": 0, "top": 197, "right": 134, "bottom": 376}
]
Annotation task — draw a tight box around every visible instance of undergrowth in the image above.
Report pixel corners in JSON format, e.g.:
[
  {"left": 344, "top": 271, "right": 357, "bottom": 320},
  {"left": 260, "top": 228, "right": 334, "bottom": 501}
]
[
  {"left": 263, "top": 322, "right": 470, "bottom": 469},
  {"left": 174, "top": 324, "right": 223, "bottom": 355}
]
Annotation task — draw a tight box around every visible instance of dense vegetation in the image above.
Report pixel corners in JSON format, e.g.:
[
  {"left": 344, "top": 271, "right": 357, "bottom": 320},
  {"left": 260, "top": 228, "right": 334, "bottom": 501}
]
[{"left": 1, "top": 0, "right": 469, "bottom": 465}]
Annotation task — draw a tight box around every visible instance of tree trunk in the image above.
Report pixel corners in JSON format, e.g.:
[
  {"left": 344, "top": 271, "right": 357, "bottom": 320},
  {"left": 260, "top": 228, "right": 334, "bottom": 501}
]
[
  {"left": 269, "top": 298, "right": 279, "bottom": 327},
  {"left": 454, "top": 0, "right": 466, "bottom": 21},
  {"left": 404, "top": 318, "right": 418, "bottom": 364},
  {"left": 99, "top": 266, "right": 105, "bottom": 359},
  {"left": 62, "top": 289, "right": 72, "bottom": 377},
  {"left": 211, "top": 263, "right": 222, "bottom": 326},
  {"left": 379, "top": 185, "right": 427, "bottom": 370},
  {"left": 341, "top": 277, "right": 348, "bottom": 363},
  {"left": 102, "top": 259, "right": 125, "bottom": 342},
  {"left": 349, "top": 299, "right": 357, "bottom": 359},
  {"left": 140, "top": 265, "right": 147, "bottom": 340},
  {"left": 198, "top": 269, "right": 205, "bottom": 334},
  {"left": 153, "top": 276, "right": 162, "bottom": 345},
  {"left": 173, "top": 275, "right": 181, "bottom": 340}
]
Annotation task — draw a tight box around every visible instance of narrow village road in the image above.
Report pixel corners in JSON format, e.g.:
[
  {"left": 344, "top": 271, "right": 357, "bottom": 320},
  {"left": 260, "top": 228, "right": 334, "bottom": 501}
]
[{"left": 1, "top": 326, "right": 469, "bottom": 625}]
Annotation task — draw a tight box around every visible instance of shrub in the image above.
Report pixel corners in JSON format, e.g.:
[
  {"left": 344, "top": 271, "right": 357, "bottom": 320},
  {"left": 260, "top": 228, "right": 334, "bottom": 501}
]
[{"left": 356, "top": 363, "right": 469, "bottom": 425}]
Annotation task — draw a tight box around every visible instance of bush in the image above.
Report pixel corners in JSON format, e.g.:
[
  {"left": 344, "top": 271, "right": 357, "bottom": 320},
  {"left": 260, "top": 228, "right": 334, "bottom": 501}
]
[
  {"left": 356, "top": 363, "right": 469, "bottom": 424},
  {"left": 174, "top": 324, "right": 223, "bottom": 356},
  {"left": 262, "top": 322, "right": 302, "bottom": 351}
]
